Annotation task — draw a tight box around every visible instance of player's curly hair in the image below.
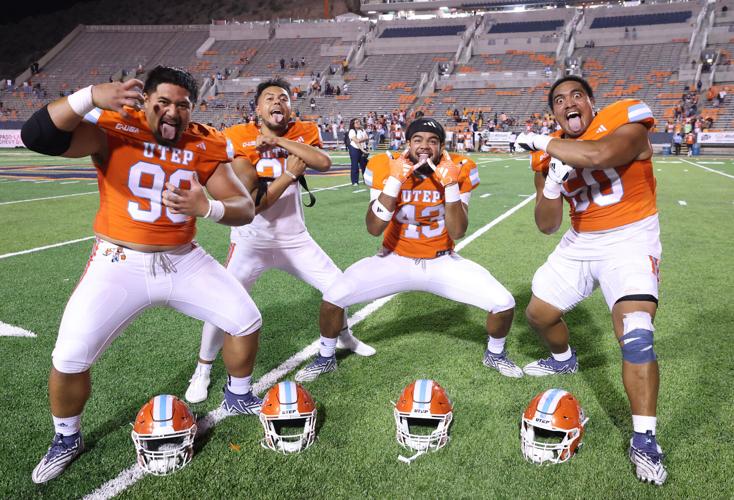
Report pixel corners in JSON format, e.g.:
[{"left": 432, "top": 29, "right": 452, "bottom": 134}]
[
  {"left": 255, "top": 78, "right": 291, "bottom": 103},
  {"left": 144, "top": 66, "right": 199, "bottom": 104},
  {"left": 548, "top": 75, "right": 594, "bottom": 108}
]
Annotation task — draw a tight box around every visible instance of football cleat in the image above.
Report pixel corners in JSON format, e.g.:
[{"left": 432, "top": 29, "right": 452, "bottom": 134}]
[
  {"left": 629, "top": 431, "right": 668, "bottom": 486},
  {"left": 32, "top": 432, "right": 84, "bottom": 483},
  {"left": 132, "top": 395, "right": 197, "bottom": 476},
  {"left": 336, "top": 331, "right": 376, "bottom": 357},
  {"left": 523, "top": 350, "right": 578, "bottom": 377},
  {"left": 184, "top": 368, "right": 211, "bottom": 404},
  {"left": 260, "top": 381, "right": 318, "bottom": 454},
  {"left": 483, "top": 349, "right": 524, "bottom": 378},
  {"left": 521, "top": 388, "right": 588, "bottom": 465},
  {"left": 294, "top": 354, "right": 337, "bottom": 383},
  {"left": 394, "top": 379, "right": 453, "bottom": 463},
  {"left": 221, "top": 386, "right": 263, "bottom": 415}
]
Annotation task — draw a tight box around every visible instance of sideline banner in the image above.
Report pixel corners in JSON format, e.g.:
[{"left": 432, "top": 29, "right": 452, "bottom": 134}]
[
  {"left": 0, "top": 130, "right": 23, "bottom": 148},
  {"left": 697, "top": 131, "right": 734, "bottom": 144},
  {"left": 483, "top": 131, "right": 513, "bottom": 142}
]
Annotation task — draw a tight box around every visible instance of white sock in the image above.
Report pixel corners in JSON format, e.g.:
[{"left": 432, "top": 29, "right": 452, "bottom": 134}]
[
  {"left": 487, "top": 336, "right": 506, "bottom": 355},
  {"left": 319, "top": 336, "right": 337, "bottom": 357},
  {"left": 52, "top": 414, "right": 81, "bottom": 436},
  {"left": 632, "top": 415, "right": 657, "bottom": 435},
  {"left": 551, "top": 346, "right": 573, "bottom": 362},
  {"left": 196, "top": 362, "right": 213, "bottom": 376},
  {"left": 227, "top": 375, "right": 252, "bottom": 395}
]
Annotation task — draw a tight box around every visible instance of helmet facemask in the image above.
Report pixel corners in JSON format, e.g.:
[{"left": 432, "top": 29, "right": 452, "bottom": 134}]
[
  {"left": 132, "top": 425, "right": 197, "bottom": 475},
  {"left": 260, "top": 412, "right": 317, "bottom": 454},
  {"left": 520, "top": 419, "right": 580, "bottom": 465},
  {"left": 394, "top": 411, "right": 452, "bottom": 452}
]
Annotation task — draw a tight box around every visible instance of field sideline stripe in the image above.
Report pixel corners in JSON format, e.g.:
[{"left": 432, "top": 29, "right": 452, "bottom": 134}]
[
  {"left": 0, "top": 191, "right": 97, "bottom": 206},
  {"left": 678, "top": 158, "right": 734, "bottom": 179},
  {"left": 82, "top": 193, "right": 535, "bottom": 500},
  {"left": 0, "top": 183, "right": 352, "bottom": 260}
]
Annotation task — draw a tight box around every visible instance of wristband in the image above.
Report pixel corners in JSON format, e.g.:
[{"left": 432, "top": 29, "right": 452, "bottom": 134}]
[
  {"left": 542, "top": 178, "right": 562, "bottom": 200},
  {"left": 534, "top": 134, "right": 553, "bottom": 152},
  {"left": 383, "top": 176, "right": 403, "bottom": 198},
  {"left": 283, "top": 170, "right": 298, "bottom": 181},
  {"left": 204, "top": 199, "right": 225, "bottom": 221},
  {"left": 444, "top": 183, "right": 460, "bottom": 203},
  {"left": 371, "top": 199, "right": 394, "bottom": 222},
  {"left": 67, "top": 85, "right": 95, "bottom": 117}
]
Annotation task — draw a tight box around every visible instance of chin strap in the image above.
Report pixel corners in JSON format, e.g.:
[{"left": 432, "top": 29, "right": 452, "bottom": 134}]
[{"left": 398, "top": 450, "right": 426, "bottom": 464}]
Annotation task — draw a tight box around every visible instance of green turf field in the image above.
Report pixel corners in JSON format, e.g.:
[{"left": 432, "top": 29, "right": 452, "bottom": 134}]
[{"left": 1, "top": 150, "right": 733, "bottom": 498}]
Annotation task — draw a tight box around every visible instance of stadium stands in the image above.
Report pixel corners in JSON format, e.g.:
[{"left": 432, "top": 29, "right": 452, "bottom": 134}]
[{"left": 488, "top": 20, "right": 565, "bottom": 34}]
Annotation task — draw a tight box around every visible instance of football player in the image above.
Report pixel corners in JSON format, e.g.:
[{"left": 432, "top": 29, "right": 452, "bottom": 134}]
[
  {"left": 184, "top": 79, "right": 374, "bottom": 404},
  {"left": 22, "top": 66, "right": 263, "bottom": 483},
  {"left": 515, "top": 75, "right": 667, "bottom": 485},
  {"left": 295, "top": 118, "right": 522, "bottom": 382}
]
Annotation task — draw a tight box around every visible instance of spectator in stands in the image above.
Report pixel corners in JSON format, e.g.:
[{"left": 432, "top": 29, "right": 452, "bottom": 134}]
[
  {"left": 336, "top": 86, "right": 341, "bottom": 96},
  {"left": 343, "top": 83, "right": 349, "bottom": 95},
  {"left": 310, "top": 97, "right": 316, "bottom": 112},
  {"left": 135, "top": 63, "right": 144, "bottom": 76},
  {"left": 301, "top": 56, "right": 306, "bottom": 68},
  {"left": 364, "top": 73, "right": 369, "bottom": 82},
  {"left": 718, "top": 88, "right": 727, "bottom": 105},
  {"left": 696, "top": 80, "right": 702, "bottom": 92},
  {"left": 280, "top": 58, "right": 285, "bottom": 70},
  {"left": 347, "top": 118, "right": 369, "bottom": 185},
  {"left": 672, "top": 132, "right": 682, "bottom": 155},
  {"left": 453, "top": 108, "right": 460, "bottom": 123}
]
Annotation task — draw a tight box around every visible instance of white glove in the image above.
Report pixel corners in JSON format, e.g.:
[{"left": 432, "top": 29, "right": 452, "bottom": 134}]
[
  {"left": 542, "top": 157, "right": 573, "bottom": 200},
  {"left": 513, "top": 132, "right": 552, "bottom": 152},
  {"left": 547, "top": 157, "right": 574, "bottom": 184}
]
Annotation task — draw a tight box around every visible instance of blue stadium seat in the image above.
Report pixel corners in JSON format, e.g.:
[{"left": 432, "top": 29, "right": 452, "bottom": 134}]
[
  {"left": 590, "top": 11, "right": 691, "bottom": 29},
  {"left": 379, "top": 26, "right": 466, "bottom": 38},
  {"left": 488, "top": 20, "right": 565, "bottom": 34}
]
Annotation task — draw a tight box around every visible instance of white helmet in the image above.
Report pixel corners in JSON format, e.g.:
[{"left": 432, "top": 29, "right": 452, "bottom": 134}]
[
  {"left": 131, "top": 395, "right": 197, "bottom": 475},
  {"left": 259, "top": 381, "right": 317, "bottom": 454},
  {"left": 393, "top": 379, "right": 453, "bottom": 461},
  {"left": 520, "top": 388, "right": 588, "bottom": 465}
]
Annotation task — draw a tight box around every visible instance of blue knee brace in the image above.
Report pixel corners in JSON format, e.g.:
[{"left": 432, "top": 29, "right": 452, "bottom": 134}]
[{"left": 619, "top": 312, "right": 656, "bottom": 364}]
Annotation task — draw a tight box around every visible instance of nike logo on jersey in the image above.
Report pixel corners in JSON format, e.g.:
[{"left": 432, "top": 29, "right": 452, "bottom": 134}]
[
  {"left": 142, "top": 142, "right": 195, "bottom": 165},
  {"left": 401, "top": 190, "right": 442, "bottom": 203}
]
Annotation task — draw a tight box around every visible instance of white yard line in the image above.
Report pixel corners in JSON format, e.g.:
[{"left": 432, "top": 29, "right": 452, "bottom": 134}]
[
  {"left": 0, "top": 191, "right": 97, "bottom": 206},
  {"left": 0, "top": 321, "right": 36, "bottom": 337},
  {"left": 679, "top": 158, "right": 734, "bottom": 179},
  {"left": 0, "top": 236, "right": 96, "bottom": 260},
  {"left": 82, "top": 193, "right": 536, "bottom": 500},
  {"left": 0, "top": 184, "right": 352, "bottom": 260}
]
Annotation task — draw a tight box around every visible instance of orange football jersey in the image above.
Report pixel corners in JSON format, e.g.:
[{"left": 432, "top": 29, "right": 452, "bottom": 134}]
[
  {"left": 365, "top": 151, "right": 479, "bottom": 259},
  {"left": 83, "top": 107, "right": 233, "bottom": 246},
  {"left": 531, "top": 99, "right": 657, "bottom": 232},
  {"left": 224, "top": 120, "right": 322, "bottom": 177}
]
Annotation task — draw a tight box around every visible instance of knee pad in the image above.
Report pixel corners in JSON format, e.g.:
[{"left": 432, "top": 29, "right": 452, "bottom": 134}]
[
  {"left": 323, "top": 278, "right": 356, "bottom": 309},
  {"left": 52, "top": 340, "right": 92, "bottom": 373},
  {"left": 230, "top": 314, "right": 262, "bottom": 337},
  {"left": 490, "top": 292, "right": 515, "bottom": 314},
  {"left": 619, "top": 311, "right": 656, "bottom": 364}
]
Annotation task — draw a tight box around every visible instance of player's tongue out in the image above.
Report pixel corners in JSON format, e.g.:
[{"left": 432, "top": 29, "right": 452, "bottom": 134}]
[
  {"left": 160, "top": 121, "right": 177, "bottom": 140},
  {"left": 566, "top": 112, "right": 583, "bottom": 133},
  {"left": 271, "top": 110, "right": 284, "bottom": 124}
]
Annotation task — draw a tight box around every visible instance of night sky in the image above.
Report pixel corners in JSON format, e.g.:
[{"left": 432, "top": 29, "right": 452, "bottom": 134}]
[{"left": 2, "top": 0, "right": 88, "bottom": 24}]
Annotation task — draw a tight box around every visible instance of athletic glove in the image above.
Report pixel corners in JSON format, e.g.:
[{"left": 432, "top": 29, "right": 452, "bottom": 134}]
[{"left": 514, "top": 132, "right": 553, "bottom": 152}]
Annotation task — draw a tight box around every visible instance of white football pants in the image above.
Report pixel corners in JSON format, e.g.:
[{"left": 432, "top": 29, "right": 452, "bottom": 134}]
[
  {"left": 324, "top": 250, "right": 515, "bottom": 313},
  {"left": 52, "top": 239, "right": 261, "bottom": 374},
  {"left": 197, "top": 233, "right": 347, "bottom": 362}
]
